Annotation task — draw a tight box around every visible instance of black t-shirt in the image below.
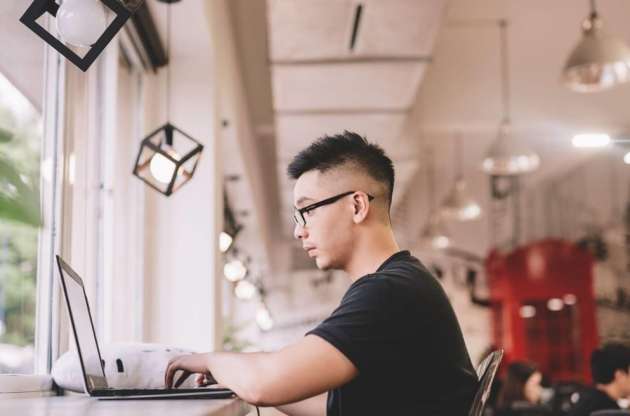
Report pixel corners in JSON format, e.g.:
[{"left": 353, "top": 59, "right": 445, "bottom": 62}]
[
  {"left": 307, "top": 250, "right": 479, "bottom": 416},
  {"left": 567, "top": 387, "right": 620, "bottom": 416}
]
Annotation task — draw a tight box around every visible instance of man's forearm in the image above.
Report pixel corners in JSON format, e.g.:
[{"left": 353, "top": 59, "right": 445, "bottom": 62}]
[
  {"left": 275, "top": 393, "right": 327, "bottom": 416},
  {"left": 203, "top": 335, "right": 355, "bottom": 407},
  {"left": 206, "top": 351, "right": 269, "bottom": 403}
]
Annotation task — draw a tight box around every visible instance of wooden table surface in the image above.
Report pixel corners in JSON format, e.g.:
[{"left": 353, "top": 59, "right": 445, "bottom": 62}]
[{"left": 0, "top": 395, "right": 251, "bottom": 416}]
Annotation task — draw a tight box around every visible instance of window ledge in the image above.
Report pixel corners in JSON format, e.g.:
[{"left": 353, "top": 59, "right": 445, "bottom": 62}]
[{"left": 0, "top": 374, "right": 53, "bottom": 394}]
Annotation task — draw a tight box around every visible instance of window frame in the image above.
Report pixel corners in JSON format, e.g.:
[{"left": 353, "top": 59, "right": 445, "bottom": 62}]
[
  {"left": 0, "top": 17, "right": 148, "bottom": 396},
  {"left": 0, "top": 15, "right": 65, "bottom": 394}
]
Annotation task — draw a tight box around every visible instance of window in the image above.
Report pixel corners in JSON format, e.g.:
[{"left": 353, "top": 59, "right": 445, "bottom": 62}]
[{"left": 0, "top": 70, "right": 44, "bottom": 374}]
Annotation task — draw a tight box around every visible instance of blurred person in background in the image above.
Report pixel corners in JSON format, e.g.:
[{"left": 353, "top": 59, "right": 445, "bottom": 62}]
[
  {"left": 495, "top": 362, "right": 549, "bottom": 416},
  {"left": 568, "top": 343, "right": 630, "bottom": 416}
]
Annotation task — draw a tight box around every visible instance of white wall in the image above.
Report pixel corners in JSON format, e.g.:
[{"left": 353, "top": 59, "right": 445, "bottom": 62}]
[{"left": 142, "top": 2, "right": 222, "bottom": 352}]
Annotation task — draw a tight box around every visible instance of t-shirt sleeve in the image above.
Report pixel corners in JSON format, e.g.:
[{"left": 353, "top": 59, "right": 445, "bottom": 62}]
[{"left": 306, "top": 278, "right": 395, "bottom": 373}]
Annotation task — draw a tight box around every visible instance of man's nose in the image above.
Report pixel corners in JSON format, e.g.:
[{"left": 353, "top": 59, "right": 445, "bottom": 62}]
[{"left": 293, "top": 222, "right": 308, "bottom": 240}]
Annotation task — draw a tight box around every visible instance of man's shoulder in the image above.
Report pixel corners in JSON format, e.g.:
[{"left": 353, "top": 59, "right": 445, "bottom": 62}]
[{"left": 568, "top": 387, "right": 620, "bottom": 416}]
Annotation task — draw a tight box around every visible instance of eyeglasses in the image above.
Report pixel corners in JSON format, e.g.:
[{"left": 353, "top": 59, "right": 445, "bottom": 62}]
[{"left": 292, "top": 191, "right": 375, "bottom": 227}]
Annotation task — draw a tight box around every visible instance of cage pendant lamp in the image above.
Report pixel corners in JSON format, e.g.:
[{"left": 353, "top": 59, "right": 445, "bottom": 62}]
[
  {"left": 133, "top": 0, "right": 203, "bottom": 197},
  {"left": 20, "top": 0, "right": 142, "bottom": 72},
  {"left": 482, "top": 20, "right": 540, "bottom": 176}
]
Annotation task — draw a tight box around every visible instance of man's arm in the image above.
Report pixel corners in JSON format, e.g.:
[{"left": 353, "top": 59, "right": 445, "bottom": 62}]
[
  {"left": 165, "top": 335, "right": 357, "bottom": 407},
  {"left": 275, "top": 393, "right": 327, "bottom": 416},
  {"left": 206, "top": 335, "right": 356, "bottom": 406}
]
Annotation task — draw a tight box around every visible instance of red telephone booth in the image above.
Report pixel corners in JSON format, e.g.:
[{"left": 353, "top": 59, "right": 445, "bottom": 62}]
[{"left": 486, "top": 239, "right": 598, "bottom": 382}]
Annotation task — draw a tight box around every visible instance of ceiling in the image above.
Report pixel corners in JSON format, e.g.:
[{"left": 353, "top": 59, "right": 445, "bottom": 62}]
[
  {"left": 267, "top": 0, "right": 446, "bottom": 239},
  {"left": 225, "top": 0, "right": 630, "bottom": 267}
]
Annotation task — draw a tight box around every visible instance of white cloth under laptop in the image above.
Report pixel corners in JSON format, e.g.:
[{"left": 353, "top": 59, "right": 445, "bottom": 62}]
[{"left": 55, "top": 255, "right": 233, "bottom": 399}]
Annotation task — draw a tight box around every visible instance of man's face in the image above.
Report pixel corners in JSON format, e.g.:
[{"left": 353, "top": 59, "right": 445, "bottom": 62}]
[{"left": 292, "top": 170, "right": 355, "bottom": 270}]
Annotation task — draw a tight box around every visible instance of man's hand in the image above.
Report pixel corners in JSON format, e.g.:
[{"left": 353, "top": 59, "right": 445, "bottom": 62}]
[{"left": 164, "top": 353, "right": 217, "bottom": 388}]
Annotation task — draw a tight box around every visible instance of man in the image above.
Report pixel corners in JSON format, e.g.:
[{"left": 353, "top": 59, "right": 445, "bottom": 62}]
[
  {"left": 165, "top": 131, "right": 479, "bottom": 415},
  {"left": 568, "top": 343, "right": 630, "bottom": 416}
]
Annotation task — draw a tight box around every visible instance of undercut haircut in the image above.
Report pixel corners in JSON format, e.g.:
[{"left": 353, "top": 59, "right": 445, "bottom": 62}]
[{"left": 287, "top": 131, "right": 395, "bottom": 207}]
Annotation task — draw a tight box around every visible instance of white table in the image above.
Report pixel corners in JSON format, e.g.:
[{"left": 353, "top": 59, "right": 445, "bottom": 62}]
[{"left": 0, "top": 395, "right": 251, "bottom": 416}]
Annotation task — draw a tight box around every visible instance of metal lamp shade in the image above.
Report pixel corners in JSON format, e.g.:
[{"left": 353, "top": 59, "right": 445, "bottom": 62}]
[
  {"left": 482, "top": 123, "right": 540, "bottom": 176},
  {"left": 133, "top": 123, "right": 203, "bottom": 196},
  {"left": 562, "top": 15, "right": 630, "bottom": 92},
  {"left": 420, "top": 214, "right": 451, "bottom": 250},
  {"left": 441, "top": 179, "right": 482, "bottom": 221},
  {"left": 20, "top": 0, "right": 138, "bottom": 72}
]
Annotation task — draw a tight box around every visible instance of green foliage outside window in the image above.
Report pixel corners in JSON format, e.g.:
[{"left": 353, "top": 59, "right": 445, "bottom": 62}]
[{"left": 0, "top": 76, "right": 42, "bottom": 362}]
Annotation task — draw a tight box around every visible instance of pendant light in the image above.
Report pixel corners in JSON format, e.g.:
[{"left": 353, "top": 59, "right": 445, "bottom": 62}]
[
  {"left": 20, "top": 0, "right": 138, "bottom": 72},
  {"left": 421, "top": 149, "right": 451, "bottom": 250},
  {"left": 440, "top": 132, "right": 482, "bottom": 221},
  {"left": 482, "top": 20, "right": 540, "bottom": 176},
  {"left": 562, "top": 0, "right": 630, "bottom": 93},
  {"left": 133, "top": 0, "right": 203, "bottom": 196}
]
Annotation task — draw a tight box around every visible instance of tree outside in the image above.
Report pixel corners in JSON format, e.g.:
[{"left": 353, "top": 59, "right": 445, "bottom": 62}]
[{"left": 0, "top": 72, "right": 42, "bottom": 373}]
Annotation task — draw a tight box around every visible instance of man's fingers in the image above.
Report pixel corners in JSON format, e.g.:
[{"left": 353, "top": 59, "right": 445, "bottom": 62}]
[
  {"left": 164, "top": 358, "right": 178, "bottom": 388},
  {"left": 174, "top": 370, "right": 192, "bottom": 388}
]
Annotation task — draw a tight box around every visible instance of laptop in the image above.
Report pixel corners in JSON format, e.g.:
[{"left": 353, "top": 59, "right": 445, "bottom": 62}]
[{"left": 56, "top": 255, "right": 235, "bottom": 400}]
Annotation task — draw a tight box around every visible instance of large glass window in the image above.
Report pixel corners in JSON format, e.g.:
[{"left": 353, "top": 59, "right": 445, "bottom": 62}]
[{"left": 0, "top": 72, "right": 43, "bottom": 374}]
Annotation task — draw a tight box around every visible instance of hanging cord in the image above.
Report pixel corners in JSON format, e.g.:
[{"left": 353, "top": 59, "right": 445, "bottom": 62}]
[
  {"left": 454, "top": 130, "right": 463, "bottom": 180},
  {"left": 166, "top": 1, "right": 172, "bottom": 121},
  {"left": 499, "top": 19, "right": 510, "bottom": 125},
  {"left": 590, "top": 0, "right": 598, "bottom": 18},
  {"left": 256, "top": 406, "right": 260, "bottom": 416},
  {"left": 427, "top": 148, "right": 435, "bottom": 213}
]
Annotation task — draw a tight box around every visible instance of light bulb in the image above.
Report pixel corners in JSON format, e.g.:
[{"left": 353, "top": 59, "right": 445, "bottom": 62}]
[
  {"left": 547, "top": 298, "right": 564, "bottom": 312},
  {"left": 256, "top": 306, "right": 273, "bottom": 331},
  {"left": 219, "top": 232, "right": 233, "bottom": 253},
  {"left": 432, "top": 235, "right": 450, "bottom": 250},
  {"left": 234, "top": 280, "right": 256, "bottom": 300},
  {"left": 56, "top": 0, "right": 108, "bottom": 48},
  {"left": 572, "top": 133, "right": 610, "bottom": 148},
  {"left": 149, "top": 148, "right": 180, "bottom": 184},
  {"left": 519, "top": 305, "right": 536, "bottom": 319},
  {"left": 224, "top": 259, "right": 247, "bottom": 282}
]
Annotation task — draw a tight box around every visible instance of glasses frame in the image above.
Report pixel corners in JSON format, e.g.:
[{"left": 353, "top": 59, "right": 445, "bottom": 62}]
[{"left": 293, "top": 191, "right": 374, "bottom": 227}]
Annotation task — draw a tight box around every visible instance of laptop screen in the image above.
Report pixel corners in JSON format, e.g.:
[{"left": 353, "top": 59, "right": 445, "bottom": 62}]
[{"left": 56, "top": 256, "right": 108, "bottom": 391}]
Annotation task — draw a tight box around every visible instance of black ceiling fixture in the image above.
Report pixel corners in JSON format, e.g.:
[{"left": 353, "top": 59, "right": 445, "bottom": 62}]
[
  {"left": 133, "top": 0, "right": 203, "bottom": 197},
  {"left": 20, "top": 0, "right": 142, "bottom": 72}
]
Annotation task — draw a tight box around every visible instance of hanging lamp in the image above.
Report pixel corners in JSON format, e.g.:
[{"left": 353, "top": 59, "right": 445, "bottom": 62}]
[
  {"left": 20, "top": 0, "right": 140, "bottom": 72},
  {"left": 133, "top": 0, "right": 203, "bottom": 196},
  {"left": 562, "top": 0, "right": 630, "bottom": 93},
  {"left": 482, "top": 20, "right": 540, "bottom": 176},
  {"left": 421, "top": 149, "right": 451, "bottom": 249},
  {"left": 440, "top": 132, "right": 482, "bottom": 221}
]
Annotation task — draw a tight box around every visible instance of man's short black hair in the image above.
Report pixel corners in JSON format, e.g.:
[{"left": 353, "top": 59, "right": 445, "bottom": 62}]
[
  {"left": 591, "top": 343, "right": 630, "bottom": 384},
  {"left": 287, "top": 131, "right": 395, "bottom": 206}
]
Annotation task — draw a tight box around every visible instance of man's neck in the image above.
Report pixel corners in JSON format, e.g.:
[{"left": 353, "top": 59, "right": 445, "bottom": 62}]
[
  {"left": 343, "top": 225, "right": 401, "bottom": 282},
  {"left": 596, "top": 383, "right": 622, "bottom": 402}
]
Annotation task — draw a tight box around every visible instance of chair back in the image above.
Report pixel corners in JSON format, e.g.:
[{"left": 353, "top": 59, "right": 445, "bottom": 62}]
[{"left": 469, "top": 349, "right": 504, "bottom": 416}]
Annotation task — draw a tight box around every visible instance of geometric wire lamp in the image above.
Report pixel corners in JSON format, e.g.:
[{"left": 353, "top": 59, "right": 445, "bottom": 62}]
[
  {"left": 132, "top": 0, "right": 202, "bottom": 197},
  {"left": 132, "top": 123, "right": 203, "bottom": 196},
  {"left": 20, "top": 0, "right": 142, "bottom": 72}
]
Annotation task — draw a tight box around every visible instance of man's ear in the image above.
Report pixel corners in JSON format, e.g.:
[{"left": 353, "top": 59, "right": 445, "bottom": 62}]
[
  {"left": 613, "top": 368, "right": 627, "bottom": 382},
  {"left": 351, "top": 192, "right": 369, "bottom": 224}
]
